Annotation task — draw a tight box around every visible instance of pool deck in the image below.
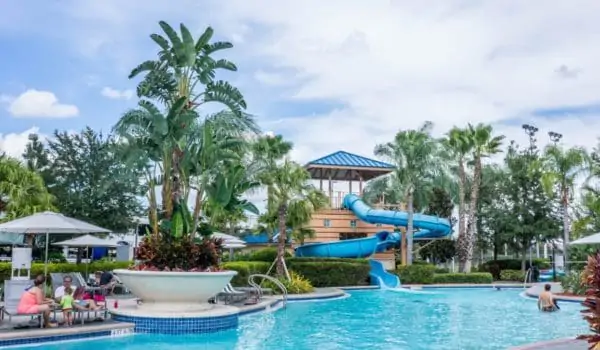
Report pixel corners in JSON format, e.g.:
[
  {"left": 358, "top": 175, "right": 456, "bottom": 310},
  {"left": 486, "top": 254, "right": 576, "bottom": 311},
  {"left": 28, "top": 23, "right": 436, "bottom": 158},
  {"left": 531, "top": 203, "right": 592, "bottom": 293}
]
[
  {"left": 523, "top": 283, "right": 585, "bottom": 303},
  {"left": 509, "top": 338, "right": 587, "bottom": 350}
]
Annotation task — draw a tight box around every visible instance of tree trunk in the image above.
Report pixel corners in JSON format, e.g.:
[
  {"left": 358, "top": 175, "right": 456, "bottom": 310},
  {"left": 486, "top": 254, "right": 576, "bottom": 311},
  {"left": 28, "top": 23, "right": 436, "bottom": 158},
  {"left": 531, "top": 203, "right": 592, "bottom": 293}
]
[
  {"left": 276, "top": 203, "right": 288, "bottom": 276},
  {"left": 192, "top": 184, "right": 204, "bottom": 234},
  {"left": 406, "top": 190, "right": 414, "bottom": 265},
  {"left": 463, "top": 157, "right": 482, "bottom": 273},
  {"left": 562, "top": 186, "right": 569, "bottom": 271},
  {"left": 456, "top": 158, "right": 468, "bottom": 271},
  {"left": 148, "top": 179, "right": 159, "bottom": 236},
  {"left": 521, "top": 247, "right": 527, "bottom": 272}
]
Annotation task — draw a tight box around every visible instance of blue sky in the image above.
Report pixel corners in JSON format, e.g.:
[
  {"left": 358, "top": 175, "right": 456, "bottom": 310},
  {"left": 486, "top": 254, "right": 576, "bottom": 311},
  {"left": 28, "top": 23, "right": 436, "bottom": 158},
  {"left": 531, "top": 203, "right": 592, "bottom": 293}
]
[{"left": 2, "top": 0, "right": 600, "bottom": 165}]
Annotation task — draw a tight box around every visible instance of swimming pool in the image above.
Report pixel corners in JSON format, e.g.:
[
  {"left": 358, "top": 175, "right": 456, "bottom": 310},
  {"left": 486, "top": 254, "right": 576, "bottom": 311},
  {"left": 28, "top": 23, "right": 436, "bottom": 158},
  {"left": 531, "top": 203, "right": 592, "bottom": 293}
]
[{"left": 17, "top": 289, "right": 587, "bottom": 350}]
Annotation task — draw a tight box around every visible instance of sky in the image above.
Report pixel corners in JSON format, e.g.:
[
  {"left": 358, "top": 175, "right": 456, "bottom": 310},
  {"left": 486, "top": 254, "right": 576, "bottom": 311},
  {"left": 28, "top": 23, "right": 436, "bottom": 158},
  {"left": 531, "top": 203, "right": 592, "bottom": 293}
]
[{"left": 2, "top": 1, "right": 600, "bottom": 220}]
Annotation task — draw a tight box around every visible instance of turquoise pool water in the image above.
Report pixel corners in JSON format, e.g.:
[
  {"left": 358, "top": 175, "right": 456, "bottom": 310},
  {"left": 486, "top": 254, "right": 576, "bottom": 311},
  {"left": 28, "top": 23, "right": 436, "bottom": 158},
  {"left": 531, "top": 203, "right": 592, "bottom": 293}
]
[{"left": 19, "top": 289, "right": 586, "bottom": 350}]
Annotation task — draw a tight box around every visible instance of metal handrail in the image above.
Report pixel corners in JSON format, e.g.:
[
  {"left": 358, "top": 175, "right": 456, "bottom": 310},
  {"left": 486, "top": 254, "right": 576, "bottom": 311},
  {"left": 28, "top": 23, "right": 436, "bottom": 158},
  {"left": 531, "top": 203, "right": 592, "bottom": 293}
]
[
  {"left": 248, "top": 274, "right": 288, "bottom": 307},
  {"left": 523, "top": 268, "right": 532, "bottom": 289}
]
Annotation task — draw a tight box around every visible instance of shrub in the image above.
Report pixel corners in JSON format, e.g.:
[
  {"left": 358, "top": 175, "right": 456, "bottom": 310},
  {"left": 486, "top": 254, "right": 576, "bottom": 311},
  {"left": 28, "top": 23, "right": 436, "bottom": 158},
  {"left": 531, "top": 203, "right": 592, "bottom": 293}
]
[
  {"left": 288, "top": 259, "right": 370, "bottom": 287},
  {"left": 432, "top": 272, "right": 493, "bottom": 284},
  {"left": 560, "top": 271, "right": 586, "bottom": 295},
  {"left": 133, "top": 235, "right": 223, "bottom": 271},
  {"left": 221, "top": 261, "right": 270, "bottom": 286},
  {"left": 578, "top": 251, "right": 600, "bottom": 347},
  {"left": 396, "top": 264, "right": 436, "bottom": 284},
  {"left": 264, "top": 271, "right": 314, "bottom": 294},
  {"left": 479, "top": 259, "right": 551, "bottom": 279},
  {"left": 499, "top": 269, "right": 526, "bottom": 282},
  {"left": 434, "top": 267, "right": 450, "bottom": 274},
  {"left": 0, "top": 261, "right": 132, "bottom": 282},
  {"left": 248, "top": 248, "right": 292, "bottom": 262}
]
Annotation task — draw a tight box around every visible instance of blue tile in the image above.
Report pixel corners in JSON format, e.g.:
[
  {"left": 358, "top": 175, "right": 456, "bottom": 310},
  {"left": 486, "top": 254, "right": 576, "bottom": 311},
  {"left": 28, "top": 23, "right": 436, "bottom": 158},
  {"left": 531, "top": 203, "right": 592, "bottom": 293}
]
[
  {"left": 0, "top": 330, "right": 114, "bottom": 348},
  {"left": 110, "top": 314, "right": 239, "bottom": 334}
]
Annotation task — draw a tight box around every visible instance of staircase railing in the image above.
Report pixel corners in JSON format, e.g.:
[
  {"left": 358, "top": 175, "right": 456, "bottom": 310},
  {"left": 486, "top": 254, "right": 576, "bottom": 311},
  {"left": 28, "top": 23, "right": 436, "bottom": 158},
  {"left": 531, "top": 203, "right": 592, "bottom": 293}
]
[{"left": 248, "top": 274, "right": 288, "bottom": 307}]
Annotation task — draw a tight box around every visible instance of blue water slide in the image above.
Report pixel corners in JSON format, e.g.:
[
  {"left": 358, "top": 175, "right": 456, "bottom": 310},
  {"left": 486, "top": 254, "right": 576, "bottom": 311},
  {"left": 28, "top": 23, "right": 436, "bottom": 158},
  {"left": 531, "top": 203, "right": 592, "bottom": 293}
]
[
  {"left": 369, "top": 259, "right": 401, "bottom": 288},
  {"left": 295, "top": 231, "right": 400, "bottom": 259},
  {"left": 343, "top": 194, "right": 452, "bottom": 239}
]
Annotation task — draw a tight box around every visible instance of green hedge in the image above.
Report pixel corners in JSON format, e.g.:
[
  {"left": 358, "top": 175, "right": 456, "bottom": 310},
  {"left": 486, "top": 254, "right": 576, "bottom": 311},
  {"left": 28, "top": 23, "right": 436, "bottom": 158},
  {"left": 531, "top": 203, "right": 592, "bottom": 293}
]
[
  {"left": 396, "top": 264, "right": 436, "bottom": 284},
  {"left": 499, "top": 269, "right": 526, "bottom": 282},
  {"left": 246, "top": 248, "right": 292, "bottom": 262},
  {"left": 0, "top": 262, "right": 132, "bottom": 282},
  {"left": 221, "top": 261, "right": 271, "bottom": 286},
  {"left": 432, "top": 272, "right": 493, "bottom": 284},
  {"left": 478, "top": 259, "right": 550, "bottom": 280},
  {"left": 222, "top": 258, "right": 370, "bottom": 287}
]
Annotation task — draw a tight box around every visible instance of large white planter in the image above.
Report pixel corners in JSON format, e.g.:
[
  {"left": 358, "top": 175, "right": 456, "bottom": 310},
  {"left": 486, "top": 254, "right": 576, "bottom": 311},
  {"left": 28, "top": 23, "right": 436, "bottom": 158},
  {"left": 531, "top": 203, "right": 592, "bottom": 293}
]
[{"left": 114, "top": 269, "right": 237, "bottom": 311}]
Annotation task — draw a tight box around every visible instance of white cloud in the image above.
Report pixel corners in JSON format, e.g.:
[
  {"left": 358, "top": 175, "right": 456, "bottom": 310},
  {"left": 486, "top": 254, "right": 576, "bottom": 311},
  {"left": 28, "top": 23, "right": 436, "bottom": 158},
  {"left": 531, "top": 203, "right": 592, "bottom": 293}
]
[
  {"left": 253, "top": 70, "right": 293, "bottom": 87},
  {"left": 207, "top": 0, "right": 600, "bottom": 163},
  {"left": 3, "top": 90, "right": 78, "bottom": 118},
  {"left": 101, "top": 87, "right": 134, "bottom": 100},
  {"left": 0, "top": 127, "right": 44, "bottom": 159}
]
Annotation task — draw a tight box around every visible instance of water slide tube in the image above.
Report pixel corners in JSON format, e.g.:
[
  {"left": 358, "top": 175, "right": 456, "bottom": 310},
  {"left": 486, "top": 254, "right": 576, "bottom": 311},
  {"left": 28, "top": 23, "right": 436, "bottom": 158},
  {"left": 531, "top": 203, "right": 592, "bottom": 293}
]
[{"left": 294, "top": 194, "right": 452, "bottom": 288}]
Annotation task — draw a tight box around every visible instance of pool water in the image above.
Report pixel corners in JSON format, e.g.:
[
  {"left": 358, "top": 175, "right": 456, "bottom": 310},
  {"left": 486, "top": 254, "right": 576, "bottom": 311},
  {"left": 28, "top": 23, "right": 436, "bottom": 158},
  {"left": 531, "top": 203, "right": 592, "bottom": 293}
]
[{"left": 19, "top": 289, "right": 587, "bottom": 350}]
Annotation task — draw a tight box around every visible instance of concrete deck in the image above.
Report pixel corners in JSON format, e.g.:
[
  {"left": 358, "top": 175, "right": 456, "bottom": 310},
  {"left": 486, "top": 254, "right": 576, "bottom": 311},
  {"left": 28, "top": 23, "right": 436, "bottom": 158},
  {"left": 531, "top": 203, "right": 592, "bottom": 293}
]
[
  {"left": 509, "top": 338, "right": 587, "bottom": 350},
  {"left": 524, "top": 283, "right": 585, "bottom": 302}
]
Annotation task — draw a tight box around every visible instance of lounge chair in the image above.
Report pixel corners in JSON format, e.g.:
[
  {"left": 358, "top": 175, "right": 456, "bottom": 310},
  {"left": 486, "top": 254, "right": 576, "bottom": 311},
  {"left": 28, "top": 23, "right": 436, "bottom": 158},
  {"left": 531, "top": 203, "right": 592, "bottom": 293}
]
[
  {"left": 1, "top": 279, "right": 46, "bottom": 328},
  {"left": 51, "top": 273, "right": 108, "bottom": 323},
  {"left": 216, "top": 284, "right": 249, "bottom": 305}
]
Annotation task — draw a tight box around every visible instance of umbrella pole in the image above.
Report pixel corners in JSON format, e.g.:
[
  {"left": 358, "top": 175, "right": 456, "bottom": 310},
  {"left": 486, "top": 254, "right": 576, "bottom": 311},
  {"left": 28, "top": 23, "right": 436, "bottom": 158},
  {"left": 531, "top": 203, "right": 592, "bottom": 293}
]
[
  {"left": 86, "top": 245, "right": 89, "bottom": 279},
  {"left": 44, "top": 230, "right": 49, "bottom": 277}
]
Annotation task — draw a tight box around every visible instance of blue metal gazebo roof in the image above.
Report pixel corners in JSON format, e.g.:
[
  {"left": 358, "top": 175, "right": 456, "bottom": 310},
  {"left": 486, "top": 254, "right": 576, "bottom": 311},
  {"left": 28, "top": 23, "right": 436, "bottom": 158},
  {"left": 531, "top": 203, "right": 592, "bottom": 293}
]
[{"left": 305, "top": 151, "right": 394, "bottom": 181}]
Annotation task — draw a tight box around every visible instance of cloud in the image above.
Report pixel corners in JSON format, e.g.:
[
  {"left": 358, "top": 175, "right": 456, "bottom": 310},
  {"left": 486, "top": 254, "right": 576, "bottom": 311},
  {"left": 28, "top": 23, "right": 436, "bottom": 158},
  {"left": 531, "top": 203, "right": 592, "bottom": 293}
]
[
  {"left": 200, "top": 0, "right": 600, "bottom": 165},
  {"left": 101, "top": 87, "right": 134, "bottom": 100},
  {"left": 3, "top": 90, "right": 79, "bottom": 118},
  {"left": 0, "top": 127, "right": 44, "bottom": 159}
]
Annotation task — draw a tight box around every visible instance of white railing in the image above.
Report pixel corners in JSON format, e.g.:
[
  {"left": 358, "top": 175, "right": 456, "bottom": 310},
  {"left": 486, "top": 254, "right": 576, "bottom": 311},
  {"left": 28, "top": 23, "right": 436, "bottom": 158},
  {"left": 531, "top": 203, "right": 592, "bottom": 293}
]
[{"left": 248, "top": 274, "right": 288, "bottom": 307}]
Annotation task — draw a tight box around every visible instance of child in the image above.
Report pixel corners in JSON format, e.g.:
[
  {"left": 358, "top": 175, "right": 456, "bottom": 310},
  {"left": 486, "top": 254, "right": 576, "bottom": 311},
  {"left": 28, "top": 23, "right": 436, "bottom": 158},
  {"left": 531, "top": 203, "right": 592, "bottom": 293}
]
[{"left": 60, "top": 287, "right": 75, "bottom": 326}]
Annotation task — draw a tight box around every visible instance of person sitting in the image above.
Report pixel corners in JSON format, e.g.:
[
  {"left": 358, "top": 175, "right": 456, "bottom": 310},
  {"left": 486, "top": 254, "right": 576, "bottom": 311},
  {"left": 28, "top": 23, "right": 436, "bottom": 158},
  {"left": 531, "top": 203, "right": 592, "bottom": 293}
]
[
  {"left": 538, "top": 284, "right": 558, "bottom": 312},
  {"left": 94, "top": 271, "right": 116, "bottom": 296},
  {"left": 54, "top": 275, "right": 102, "bottom": 311},
  {"left": 17, "top": 275, "right": 57, "bottom": 328}
]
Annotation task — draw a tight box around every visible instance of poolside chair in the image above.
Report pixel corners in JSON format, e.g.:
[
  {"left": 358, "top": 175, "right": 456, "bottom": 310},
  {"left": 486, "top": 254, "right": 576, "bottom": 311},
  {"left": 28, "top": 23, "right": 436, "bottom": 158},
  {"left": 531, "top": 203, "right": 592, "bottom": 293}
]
[
  {"left": 217, "top": 284, "right": 249, "bottom": 305},
  {"left": 1, "top": 279, "right": 45, "bottom": 328}
]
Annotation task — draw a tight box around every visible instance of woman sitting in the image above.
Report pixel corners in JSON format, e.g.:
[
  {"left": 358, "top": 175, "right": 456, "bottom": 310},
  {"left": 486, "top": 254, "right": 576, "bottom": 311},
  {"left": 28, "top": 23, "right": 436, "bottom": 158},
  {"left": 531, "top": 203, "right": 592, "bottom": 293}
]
[{"left": 17, "top": 275, "right": 57, "bottom": 328}]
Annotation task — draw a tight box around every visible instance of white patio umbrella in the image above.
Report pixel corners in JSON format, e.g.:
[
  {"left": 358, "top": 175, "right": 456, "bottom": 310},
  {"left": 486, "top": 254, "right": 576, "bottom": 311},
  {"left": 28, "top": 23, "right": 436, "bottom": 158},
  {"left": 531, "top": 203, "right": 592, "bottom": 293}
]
[
  {"left": 53, "top": 234, "right": 117, "bottom": 276},
  {"left": 571, "top": 233, "right": 600, "bottom": 245},
  {"left": 211, "top": 232, "right": 246, "bottom": 245},
  {"left": 222, "top": 242, "right": 247, "bottom": 261},
  {"left": 0, "top": 211, "right": 111, "bottom": 275}
]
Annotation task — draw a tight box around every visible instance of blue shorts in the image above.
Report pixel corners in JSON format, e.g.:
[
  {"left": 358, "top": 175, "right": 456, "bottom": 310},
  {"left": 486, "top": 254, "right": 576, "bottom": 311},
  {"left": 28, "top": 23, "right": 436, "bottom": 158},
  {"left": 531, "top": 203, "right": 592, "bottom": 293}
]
[{"left": 75, "top": 300, "right": 88, "bottom": 307}]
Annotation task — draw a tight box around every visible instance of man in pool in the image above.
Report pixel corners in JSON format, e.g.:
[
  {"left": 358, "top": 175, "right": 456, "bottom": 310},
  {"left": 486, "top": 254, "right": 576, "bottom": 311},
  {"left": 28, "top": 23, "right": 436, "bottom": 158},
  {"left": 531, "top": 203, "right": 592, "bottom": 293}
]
[{"left": 538, "top": 284, "right": 558, "bottom": 312}]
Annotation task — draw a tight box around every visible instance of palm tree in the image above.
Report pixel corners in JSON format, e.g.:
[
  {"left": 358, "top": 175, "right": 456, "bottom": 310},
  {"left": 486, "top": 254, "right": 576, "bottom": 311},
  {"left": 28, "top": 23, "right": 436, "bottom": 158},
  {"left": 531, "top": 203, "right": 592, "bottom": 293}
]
[
  {"left": 267, "top": 159, "right": 316, "bottom": 276},
  {"left": 0, "top": 154, "right": 55, "bottom": 221},
  {"left": 287, "top": 189, "right": 329, "bottom": 245},
  {"left": 462, "top": 123, "right": 504, "bottom": 272},
  {"left": 115, "top": 21, "right": 248, "bottom": 238},
  {"left": 540, "top": 144, "right": 588, "bottom": 270},
  {"left": 374, "top": 121, "right": 443, "bottom": 265},
  {"left": 442, "top": 127, "right": 473, "bottom": 271}
]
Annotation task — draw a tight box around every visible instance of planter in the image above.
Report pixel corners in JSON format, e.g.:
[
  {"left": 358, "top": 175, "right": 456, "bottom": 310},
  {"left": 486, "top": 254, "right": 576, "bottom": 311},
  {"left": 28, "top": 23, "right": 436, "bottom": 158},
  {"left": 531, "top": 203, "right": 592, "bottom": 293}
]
[{"left": 114, "top": 269, "right": 237, "bottom": 311}]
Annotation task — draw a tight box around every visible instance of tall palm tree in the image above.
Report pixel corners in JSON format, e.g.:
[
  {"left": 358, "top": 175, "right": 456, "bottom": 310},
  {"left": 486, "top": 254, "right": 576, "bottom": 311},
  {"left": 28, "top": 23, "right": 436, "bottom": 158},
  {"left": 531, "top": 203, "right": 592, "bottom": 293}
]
[
  {"left": 374, "top": 121, "right": 443, "bottom": 265},
  {"left": 0, "top": 154, "right": 55, "bottom": 221},
  {"left": 115, "top": 21, "right": 248, "bottom": 238},
  {"left": 462, "top": 123, "right": 504, "bottom": 272},
  {"left": 267, "top": 159, "right": 316, "bottom": 276},
  {"left": 442, "top": 127, "right": 474, "bottom": 272},
  {"left": 540, "top": 144, "right": 588, "bottom": 270}
]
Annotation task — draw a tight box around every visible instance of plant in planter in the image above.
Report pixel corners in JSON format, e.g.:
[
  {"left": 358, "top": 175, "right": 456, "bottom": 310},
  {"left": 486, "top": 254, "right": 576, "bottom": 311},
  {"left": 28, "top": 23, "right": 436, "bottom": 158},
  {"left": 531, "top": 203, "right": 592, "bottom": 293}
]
[
  {"left": 578, "top": 251, "right": 600, "bottom": 347},
  {"left": 111, "top": 21, "right": 259, "bottom": 308}
]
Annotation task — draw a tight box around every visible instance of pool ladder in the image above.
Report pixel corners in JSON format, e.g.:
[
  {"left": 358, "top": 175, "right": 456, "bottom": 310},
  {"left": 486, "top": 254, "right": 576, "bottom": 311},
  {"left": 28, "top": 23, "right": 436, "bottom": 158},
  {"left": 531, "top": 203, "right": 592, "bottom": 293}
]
[{"left": 248, "top": 274, "right": 288, "bottom": 308}]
